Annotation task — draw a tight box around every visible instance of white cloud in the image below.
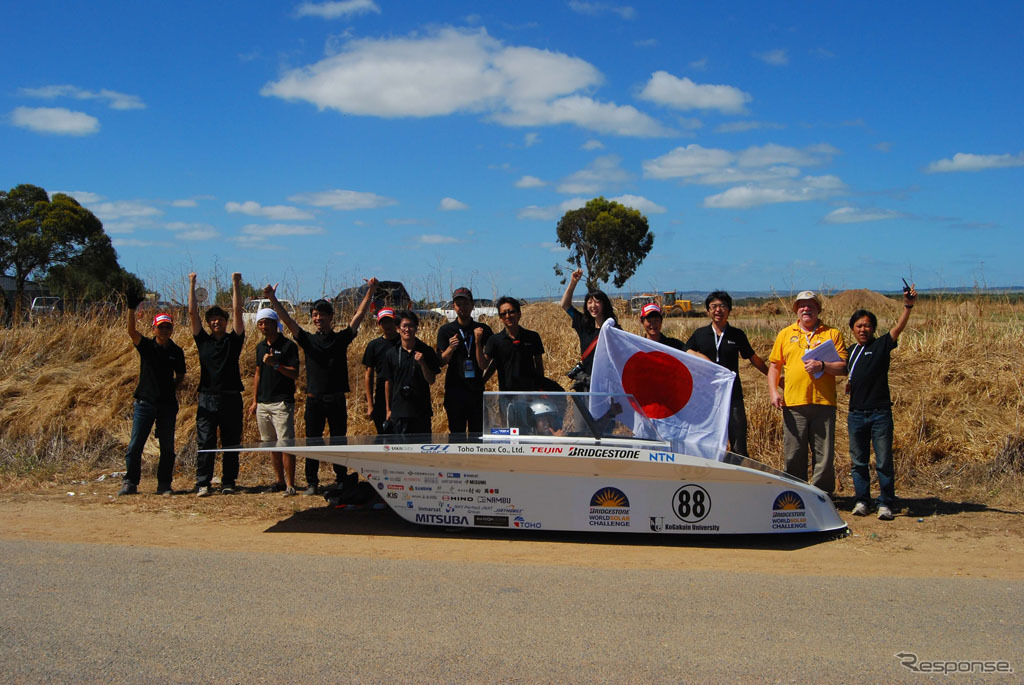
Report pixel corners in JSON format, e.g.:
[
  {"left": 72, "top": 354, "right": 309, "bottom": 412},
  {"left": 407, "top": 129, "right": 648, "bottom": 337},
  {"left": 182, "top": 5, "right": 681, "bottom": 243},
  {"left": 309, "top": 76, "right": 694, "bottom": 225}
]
[
  {"left": 417, "top": 234, "right": 462, "bottom": 244},
  {"left": 240, "top": 223, "right": 325, "bottom": 236},
  {"left": 58, "top": 190, "right": 103, "bottom": 204},
  {"left": 703, "top": 175, "right": 844, "bottom": 209},
  {"left": 386, "top": 218, "right": 421, "bottom": 226},
  {"left": 581, "top": 139, "right": 604, "bottom": 150},
  {"left": 925, "top": 152, "right": 1024, "bottom": 173},
  {"left": 439, "top": 197, "right": 469, "bottom": 211},
  {"left": 288, "top": 189, "right": 397, "bottom": 209},
  {"left": 11, "top": 106, "right": 99, "bottom": 135},
  {"left": 637, "top": 71, "right": 751, "bottom": 114},
  {"left": 166, "top": 222, "right": 220, "bottom": 240},
  {"left": 231, "top": 235, "right": 284, "bottom": 250},
  {"left": 263, "top": 27, "right": 673, "bottom": 137},
  {"left": 737, "top": 143, "right": 838, "bottom": 167},
  {"left": 691, "top": 166, "right": 801, "bottom": 186},
  {"left": 225, "top": 200, "right": 314, "bottom": 220},
  {"left": 91, "top": 200, "right": 163, "bottom": 221},
  {"left": 715, "top": 120, "right": 785, "bottom": 133},
  {"left": 557, "top": 155, "right": 630, "bottom": 194},
  {"left": 643, "top": 144, "right": 736, "bottom": 180},
  {"left": 540, "top": 241, "right": 569, "bottom": 253},
  {"left": 517, "top": 197, "right": 588, "bottom": 221},
  {"left": 608, "top": 194, "right": 666, "bottom": 214},
  {"left": 19, "top": 85, "right": 145, "bottom": 110},
  {"left": 523, "top": 132, "right": 540, "bottom": 147},
  {"left": 171, "top": 194, "right": 214, "bottom": 208},
  {"left": 294, "top": 0, "right": 380, "bottom": 19},
  {"left": 515, "top": 175, "right": 546, "bottom": 188},
  {"left": 568, "top": 1, "right": 636, "bottom": 19},
  {"left": 754, "top": 49, "right": 789, "bottom": 66},
  {"left": 689, "top": 58, "right": 708, "bottom": 71},
  {"left": 823, "top": 207, "right": 904, "bottom": 224},
  {"left": 112, "top": 238, "right": 172, "bottom": 248}
]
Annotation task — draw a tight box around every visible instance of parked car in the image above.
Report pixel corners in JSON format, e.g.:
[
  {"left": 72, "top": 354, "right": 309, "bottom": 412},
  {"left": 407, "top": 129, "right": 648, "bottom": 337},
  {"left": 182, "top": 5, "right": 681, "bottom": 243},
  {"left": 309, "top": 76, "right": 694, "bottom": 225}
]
[
  {"left": 334, "top": 280, "right": 412, "bottom": 319},
  {"left": 430, "top": 298, "right": 498, "bottom": 323},
  {"left": 29, "top": 296, "right": 63, "bottom": 322},
  {"left": 242, "top": 298, "right": 295, "bottom": 325}
]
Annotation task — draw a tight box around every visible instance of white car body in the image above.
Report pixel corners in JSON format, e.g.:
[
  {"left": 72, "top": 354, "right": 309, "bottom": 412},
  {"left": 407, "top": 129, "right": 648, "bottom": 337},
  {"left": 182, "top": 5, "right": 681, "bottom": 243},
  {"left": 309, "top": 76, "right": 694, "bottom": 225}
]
[
  {"left": 242, "top": 298, "right": 295, "bottom": 325},
  {"left": 431, "top": 298, "right": 498, "bottom": 323}
]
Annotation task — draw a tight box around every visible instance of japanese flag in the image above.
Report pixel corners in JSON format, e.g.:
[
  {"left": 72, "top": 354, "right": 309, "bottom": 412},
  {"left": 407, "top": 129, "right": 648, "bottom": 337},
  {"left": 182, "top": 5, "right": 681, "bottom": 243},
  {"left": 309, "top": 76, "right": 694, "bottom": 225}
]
[{"left": 589, "top": 319, "right": 735, "bottom": 458}]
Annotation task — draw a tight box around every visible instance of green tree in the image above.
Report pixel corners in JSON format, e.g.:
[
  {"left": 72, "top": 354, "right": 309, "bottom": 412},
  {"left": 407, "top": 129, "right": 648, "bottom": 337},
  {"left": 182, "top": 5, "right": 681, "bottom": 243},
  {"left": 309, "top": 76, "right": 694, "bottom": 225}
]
[
  {"left": 553, "top": 196, "right": 654, "bottom": 290},
  {"left": 44, "top": 235, "right": 146, "bottom": 306},
  {"left": 0, "top": 184, "right": 108, "bottom": 321},
  {"left": 214, "top": 278, "right": 259, "bottom": 306}
]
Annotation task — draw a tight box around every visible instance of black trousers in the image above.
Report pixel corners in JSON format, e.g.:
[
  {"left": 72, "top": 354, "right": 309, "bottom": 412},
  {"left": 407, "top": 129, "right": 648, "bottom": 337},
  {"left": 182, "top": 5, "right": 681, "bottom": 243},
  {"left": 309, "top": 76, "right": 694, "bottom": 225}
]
[
  {"left": 728, "top": 394, "right": 749, "bottom": 457},
  {"left": 444, "top": 393, "right": 484, "bottom": 434},
  {"left": 390, "top": 416, "right": 432, "bottom": 435},
  {"left": 195, "top": 391, "right": 243, "bottom": 488},
  {"left": 304, "top": 394, "right": 348, "bottom": 486}
]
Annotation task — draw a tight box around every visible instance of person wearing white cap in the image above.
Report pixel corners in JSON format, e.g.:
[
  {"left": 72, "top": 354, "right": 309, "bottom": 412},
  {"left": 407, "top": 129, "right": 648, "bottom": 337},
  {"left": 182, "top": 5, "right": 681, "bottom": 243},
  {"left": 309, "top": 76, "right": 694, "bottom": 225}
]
[
  {"left": 767, "top": 290, "right": 848, "bottom": 494},
  {"left": 119, "top": 297, "right": 186, "bottom": 496},
  {"left": 189, "top": 271, "right": 245, "bottom": 497},
  {"left": 249, "top": 307, "right": 300, "bottom": 496}
]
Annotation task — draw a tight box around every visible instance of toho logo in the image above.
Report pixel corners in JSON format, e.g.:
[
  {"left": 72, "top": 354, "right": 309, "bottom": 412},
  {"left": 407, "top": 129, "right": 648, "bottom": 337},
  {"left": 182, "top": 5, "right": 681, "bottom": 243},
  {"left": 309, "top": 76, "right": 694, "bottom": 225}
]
[{"left": 513, "top": 516, "right": 542, "bottom": 529}]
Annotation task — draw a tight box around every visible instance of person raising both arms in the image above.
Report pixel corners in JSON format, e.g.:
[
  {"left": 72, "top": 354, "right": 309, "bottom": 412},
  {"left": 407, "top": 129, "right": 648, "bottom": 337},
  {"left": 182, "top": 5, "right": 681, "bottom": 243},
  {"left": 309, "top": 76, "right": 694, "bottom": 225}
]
[
  {"left": 559, "top": 267, "right": 617, "bottom": 391},
  {"left": 846, "top": 283, "right": 917, "bottom": 521}
]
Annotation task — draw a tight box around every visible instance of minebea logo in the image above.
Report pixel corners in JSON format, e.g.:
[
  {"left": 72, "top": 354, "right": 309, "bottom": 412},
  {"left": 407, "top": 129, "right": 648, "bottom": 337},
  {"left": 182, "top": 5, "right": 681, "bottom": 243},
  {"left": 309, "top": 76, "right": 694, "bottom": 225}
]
[{"left": 590, "top": 487, "right": 630, "bottom": 508}]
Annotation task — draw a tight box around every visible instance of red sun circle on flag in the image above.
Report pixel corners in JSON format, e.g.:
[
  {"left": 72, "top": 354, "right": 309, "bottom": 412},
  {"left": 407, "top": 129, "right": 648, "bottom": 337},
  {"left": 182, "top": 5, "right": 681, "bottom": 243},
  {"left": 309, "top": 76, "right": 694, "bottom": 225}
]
[{"left": 621, "top": 350, "right": 693, "bottom": 419}]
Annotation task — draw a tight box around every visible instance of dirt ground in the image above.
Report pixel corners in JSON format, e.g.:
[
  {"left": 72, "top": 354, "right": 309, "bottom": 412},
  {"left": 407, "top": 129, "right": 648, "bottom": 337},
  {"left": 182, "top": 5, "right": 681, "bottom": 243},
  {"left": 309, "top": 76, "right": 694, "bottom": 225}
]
[{"left": 2, "top": 477, "right": 1021, "bottom": 581}]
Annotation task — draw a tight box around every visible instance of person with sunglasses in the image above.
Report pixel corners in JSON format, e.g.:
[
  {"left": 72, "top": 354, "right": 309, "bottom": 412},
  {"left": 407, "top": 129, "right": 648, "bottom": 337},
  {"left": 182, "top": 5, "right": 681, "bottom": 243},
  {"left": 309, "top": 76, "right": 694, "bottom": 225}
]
[
  {"left": 685, "top": 291, "right": 769, "bottom": 456},
  {"left": 483, "top": 296, "right": 545, "bottom": 391},
  {"left": 119, "top": 299, "right": 186, "bottom": 496}
]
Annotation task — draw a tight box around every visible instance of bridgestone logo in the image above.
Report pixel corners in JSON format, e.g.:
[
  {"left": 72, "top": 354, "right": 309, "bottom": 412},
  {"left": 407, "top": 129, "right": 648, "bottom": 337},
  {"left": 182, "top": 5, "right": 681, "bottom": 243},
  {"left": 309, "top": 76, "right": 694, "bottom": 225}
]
[{"left": 567, "top": 447, "right": 640, "bottom": 459}]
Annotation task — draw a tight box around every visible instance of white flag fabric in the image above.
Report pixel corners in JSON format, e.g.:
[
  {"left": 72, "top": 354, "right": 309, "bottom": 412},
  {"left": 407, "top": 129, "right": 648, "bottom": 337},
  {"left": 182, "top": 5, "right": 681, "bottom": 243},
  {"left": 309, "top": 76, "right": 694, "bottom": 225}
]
[{"left": 588, "top": 319, "right": 735, "bottom": 457}]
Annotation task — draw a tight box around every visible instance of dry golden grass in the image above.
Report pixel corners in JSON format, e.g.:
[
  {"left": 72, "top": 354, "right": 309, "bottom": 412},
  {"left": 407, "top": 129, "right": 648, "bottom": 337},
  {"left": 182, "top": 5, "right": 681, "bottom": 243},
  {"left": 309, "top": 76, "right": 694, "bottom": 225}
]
[{"left": 2, "top": 294, "right": 1022, "bottom": 504}]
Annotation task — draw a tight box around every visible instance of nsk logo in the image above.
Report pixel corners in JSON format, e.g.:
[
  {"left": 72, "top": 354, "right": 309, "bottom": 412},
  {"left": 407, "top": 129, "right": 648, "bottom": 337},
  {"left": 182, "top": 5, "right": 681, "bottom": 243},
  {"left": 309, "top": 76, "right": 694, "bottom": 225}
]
[
  {"left": 567, "top": 447, "right": 641, "bottom": 459},
  {"left": 415, "top": 514, "right": 469, "bottom": 525}
]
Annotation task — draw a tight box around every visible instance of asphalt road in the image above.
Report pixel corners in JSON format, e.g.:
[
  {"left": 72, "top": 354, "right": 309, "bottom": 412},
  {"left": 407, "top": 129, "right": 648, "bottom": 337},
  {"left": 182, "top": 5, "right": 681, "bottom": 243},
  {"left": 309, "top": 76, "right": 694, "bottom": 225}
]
[{"left": 1, "top": 539, "right": 1021, "bottom": 683}]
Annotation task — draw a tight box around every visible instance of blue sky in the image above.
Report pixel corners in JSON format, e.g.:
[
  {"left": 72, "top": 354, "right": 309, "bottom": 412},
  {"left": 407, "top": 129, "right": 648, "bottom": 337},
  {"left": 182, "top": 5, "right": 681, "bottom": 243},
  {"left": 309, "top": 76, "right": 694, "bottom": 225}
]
[{"left": 3, "top": 1, "right": 1022, "bottom": 302}]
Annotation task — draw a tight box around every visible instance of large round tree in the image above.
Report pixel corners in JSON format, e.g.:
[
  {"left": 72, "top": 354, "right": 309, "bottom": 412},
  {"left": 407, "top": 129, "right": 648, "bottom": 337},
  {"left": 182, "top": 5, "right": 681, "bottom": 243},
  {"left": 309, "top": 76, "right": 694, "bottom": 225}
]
[{"left": 554, "top": 196, "right": 654, "bottom": 291}]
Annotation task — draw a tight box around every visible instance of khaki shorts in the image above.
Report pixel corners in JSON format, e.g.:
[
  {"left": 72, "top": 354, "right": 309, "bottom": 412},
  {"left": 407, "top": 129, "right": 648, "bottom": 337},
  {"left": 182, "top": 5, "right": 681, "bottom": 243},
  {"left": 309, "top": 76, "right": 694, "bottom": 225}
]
[{"left": 256, "top": 401, "right": 295, "bottom": 442}]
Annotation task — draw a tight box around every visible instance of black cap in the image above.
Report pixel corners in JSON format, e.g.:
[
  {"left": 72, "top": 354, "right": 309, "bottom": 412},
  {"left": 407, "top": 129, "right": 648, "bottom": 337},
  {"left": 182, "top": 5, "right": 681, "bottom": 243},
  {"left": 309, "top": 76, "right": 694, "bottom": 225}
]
[{"left": 452, "top": 287, "right": 473, "bottom": 301}]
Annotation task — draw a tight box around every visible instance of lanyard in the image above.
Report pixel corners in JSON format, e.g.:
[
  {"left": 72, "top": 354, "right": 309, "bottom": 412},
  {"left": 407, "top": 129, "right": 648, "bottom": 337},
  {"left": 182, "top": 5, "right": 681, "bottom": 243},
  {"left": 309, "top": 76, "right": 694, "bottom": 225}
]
[
  {"left": 456, "top": 326, "right": 472, "bottom": 355},
  {"left": 712, "top": 325, "right": 726, "bottom": 363},
  {"left": 848, "top": 343, "right": 866, "bottom": 378}
]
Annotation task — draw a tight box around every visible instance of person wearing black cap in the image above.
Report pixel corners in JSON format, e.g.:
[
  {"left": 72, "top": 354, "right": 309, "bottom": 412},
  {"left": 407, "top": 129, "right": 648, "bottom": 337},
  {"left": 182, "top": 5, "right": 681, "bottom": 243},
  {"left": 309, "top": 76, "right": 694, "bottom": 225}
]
[
  {"left": 436, "top": 287, "right": 493, "bottom": 434},
  {"left": 189, "top": 271, "right": 245, "bottom": 497},
  {"left": 119, "top": 301, "right": 186, "bottom": 496},
  {"left": 362, "top": 307, "right": 400, "bottom": 434},
  {"left": 264, "top": 279, "right": 377, "bottom": 495},
  {"left": 686, "top": 291, "right": 769, "bottom": 456}
]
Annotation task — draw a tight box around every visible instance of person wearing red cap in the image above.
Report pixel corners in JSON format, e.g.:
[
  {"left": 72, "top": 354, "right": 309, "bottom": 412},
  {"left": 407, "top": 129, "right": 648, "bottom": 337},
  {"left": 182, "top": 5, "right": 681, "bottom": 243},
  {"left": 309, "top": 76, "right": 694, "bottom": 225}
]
[
  {"left": 767, "top": 290, "right": 848, "bottom": 493},
  {"left": 638, "top": 302, "right": 691, "bottom": 352},
  {"left": 362, "top": 307, "right": 400, "bottom": 434},
  {"left": 436, "top": 287, "right": 493, "bottom": 434},
  {"left": 119, "top": 296, "right": 186, "bottom": 496},
  {"left": 685, "top": 291, "right": 769, "bottom": 456}
]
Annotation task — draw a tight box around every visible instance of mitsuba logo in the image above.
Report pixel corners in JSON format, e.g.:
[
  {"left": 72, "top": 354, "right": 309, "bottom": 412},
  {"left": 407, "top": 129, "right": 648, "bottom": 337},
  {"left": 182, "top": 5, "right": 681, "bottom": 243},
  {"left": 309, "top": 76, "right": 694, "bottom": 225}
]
[{"left": 415, "top": 514, "right": 469, "bottom": 525}]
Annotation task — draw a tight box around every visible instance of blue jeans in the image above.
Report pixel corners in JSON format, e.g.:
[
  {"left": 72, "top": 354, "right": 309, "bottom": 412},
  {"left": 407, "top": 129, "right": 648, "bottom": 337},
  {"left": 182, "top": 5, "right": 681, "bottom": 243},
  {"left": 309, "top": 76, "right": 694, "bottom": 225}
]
[
  {"left": 124, "top": 399, "right": 178, "bottom": 488},
  {"left": 848, "top": 408, "right": 895, "bottom": 506}
]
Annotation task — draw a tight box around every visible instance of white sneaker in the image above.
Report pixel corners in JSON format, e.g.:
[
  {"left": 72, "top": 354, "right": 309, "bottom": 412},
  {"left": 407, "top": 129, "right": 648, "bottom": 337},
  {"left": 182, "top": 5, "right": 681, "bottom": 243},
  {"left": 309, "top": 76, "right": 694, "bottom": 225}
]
[
  {"left": 197, "top": 486, "right": 211, "bottom": 498},
  {"left": 852, "top": 501, "right": 869, "bottom": 516},
  {"left": 877, "top": 505, "right": 894, "bottom": 520}
]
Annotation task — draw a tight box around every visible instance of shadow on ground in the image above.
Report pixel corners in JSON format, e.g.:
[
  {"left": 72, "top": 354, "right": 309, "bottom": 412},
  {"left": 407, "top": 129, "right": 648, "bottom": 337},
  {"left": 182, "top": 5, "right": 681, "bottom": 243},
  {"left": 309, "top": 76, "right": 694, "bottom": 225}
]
[
  {"left": 832, "top": 494, "right": 1023, "bottom": 517},
  {"left": 263, "top": 503, "right": 848, "bottom": 551}
]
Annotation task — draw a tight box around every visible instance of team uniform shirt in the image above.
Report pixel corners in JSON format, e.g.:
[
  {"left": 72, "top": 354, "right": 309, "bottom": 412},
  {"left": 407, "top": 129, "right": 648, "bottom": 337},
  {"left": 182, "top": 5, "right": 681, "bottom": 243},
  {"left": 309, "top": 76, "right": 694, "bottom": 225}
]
[
  {"left": 847, "top": 333, "right": 898, "bottom": 411},
  {"left": 194, "top": 329, "right": 245, "bottom": 392},
  {"left": 484, "top": 327, "right": 545, "bottom": 391},
  {"left": 436, "top": 320, "right": 493, "bottom": 403},
  {"left": 769, "top": 322, "right": 847, "bottom": 407},
  {"left": 255, "top": 336, "right": 300, "bottom": 404},
  {"left": 133, "top": 336, "right": 186, "bottom": 404},
  {"left": 686, "top": 324, "right": 755, "bottom": 401},
  {"left": 650, "top": 334, "right": 688, "bottom": 353},
  {"left": 362, "top": 335, "right": 400, "bottom": 405},
  {"left": 567, "top": 307, "right": 601, "bottom": 375},
  {"left": 295, "top": 326, "right": 356, "bottom": 396},
  {"left": 381, "top": 340, "right": 441, "bottom": 419}
]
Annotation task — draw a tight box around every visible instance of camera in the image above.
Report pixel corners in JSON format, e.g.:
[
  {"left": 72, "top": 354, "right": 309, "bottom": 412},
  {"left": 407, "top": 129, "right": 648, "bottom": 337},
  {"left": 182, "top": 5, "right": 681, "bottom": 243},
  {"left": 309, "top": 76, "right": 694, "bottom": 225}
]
[
  {"left": 566, "top": 362, "right": 585, "bottom": 380},
  {"left": 399, "top": 385, "right": 412, "bottom": 399}
]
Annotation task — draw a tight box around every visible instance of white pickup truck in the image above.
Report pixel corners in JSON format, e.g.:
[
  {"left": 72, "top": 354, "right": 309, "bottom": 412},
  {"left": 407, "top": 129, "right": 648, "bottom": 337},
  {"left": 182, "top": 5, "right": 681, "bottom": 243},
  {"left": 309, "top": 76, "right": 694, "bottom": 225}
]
[{"left": 242, "top": 298, "right": 296, "bottom": 325}]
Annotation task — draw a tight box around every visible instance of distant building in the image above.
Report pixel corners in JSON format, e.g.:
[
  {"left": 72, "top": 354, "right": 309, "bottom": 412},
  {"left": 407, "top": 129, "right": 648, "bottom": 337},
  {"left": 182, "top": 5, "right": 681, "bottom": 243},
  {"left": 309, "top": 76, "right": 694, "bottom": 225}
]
[{"left": 1, "top": 276, "right": 49, "bottom": 324}]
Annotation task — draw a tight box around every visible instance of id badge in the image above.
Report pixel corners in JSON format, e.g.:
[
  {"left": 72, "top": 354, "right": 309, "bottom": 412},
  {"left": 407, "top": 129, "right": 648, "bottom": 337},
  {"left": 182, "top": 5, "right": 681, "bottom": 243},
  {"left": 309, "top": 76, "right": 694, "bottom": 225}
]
[{"left": 464, "top": 359, "right": 476, "bottom": 378}]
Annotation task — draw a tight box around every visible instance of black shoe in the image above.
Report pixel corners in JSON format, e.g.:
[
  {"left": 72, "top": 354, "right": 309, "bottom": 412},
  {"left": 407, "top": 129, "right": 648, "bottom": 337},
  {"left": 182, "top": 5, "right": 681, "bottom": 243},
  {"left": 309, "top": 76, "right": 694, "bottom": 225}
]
[
  {"left": 118, "top": 482, "right": 138, "bottom": 496},
  {"left": 156, "top": 484, "right": 173, "bottom": 496},
  {"left": 266, "top": 482, "right": 286, "bottom": 493},
  {"left": 302, "top": 484, "right": 318, "bottom": 496}
]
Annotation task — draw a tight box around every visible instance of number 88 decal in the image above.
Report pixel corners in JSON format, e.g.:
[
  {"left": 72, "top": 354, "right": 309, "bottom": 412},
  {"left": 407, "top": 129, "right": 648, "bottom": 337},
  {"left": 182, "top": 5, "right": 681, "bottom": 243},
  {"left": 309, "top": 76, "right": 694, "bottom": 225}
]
[{"left": 672, "top": 484, "right": 711, "bottom": 523}]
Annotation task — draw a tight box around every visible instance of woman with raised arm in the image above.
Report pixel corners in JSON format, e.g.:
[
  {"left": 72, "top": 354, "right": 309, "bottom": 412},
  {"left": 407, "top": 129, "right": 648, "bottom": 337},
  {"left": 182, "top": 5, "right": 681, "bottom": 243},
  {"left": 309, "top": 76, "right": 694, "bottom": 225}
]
[{"left": 560, "top": 267, "right": 617, "bottom": 391}]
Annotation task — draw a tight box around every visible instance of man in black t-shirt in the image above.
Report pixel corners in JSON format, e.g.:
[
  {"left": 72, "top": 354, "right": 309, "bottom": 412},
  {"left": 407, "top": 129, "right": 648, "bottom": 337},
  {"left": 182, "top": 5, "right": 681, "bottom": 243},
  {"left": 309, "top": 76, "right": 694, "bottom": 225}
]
[
  {"left": 249, "top": 308, "right": 301, "bottom": 495},
  {"left": 362, "top": 308, "right": 400, "bottom": 434},
  {"left": 846, "top": 284, "right": 917, "bottom": 521},
  {"left": 436, "top": 287, "right": 493, "bottom": 433},
  {"left": 189, "top": 271, "right": 245, "bottom": 497},
  {"left": 265, "top": 279, "right": 377, "bottom": 494},
  {"left": 484, "top": 297, "right": 545, "bottom": 391},
  {"left": 685, "top": 291, "right": 768, "bottom": 456},
  {"left": 382, "top": 310, "right": 441, "bottom": 434},
  {"left": 119, "top": 305, "right": 186, "bottom": 496}
]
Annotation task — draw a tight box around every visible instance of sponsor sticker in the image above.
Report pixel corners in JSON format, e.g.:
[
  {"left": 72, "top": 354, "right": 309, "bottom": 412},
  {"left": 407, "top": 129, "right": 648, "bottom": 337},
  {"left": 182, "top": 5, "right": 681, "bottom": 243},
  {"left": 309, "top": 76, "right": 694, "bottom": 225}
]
[
  {"left": 588, "top": 487, "right": 631, "bottom": 528},
  {"left": 771, "top": 491, "right": 808, "bottom": 530},
  {"left": 474, "top": 515, "right": 510, "bottom": 528},
  {"left": 489, "top": 427, "right": 520, "bottom": 436},
  {"left": 672, "top": 484, "right": 711, "bottom": 523}
]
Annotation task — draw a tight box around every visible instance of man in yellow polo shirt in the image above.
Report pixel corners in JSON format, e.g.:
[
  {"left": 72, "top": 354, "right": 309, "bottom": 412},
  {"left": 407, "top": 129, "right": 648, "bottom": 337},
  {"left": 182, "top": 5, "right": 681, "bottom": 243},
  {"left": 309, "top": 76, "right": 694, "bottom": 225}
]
[{"left": 767, "top": 291, "right": 848, "bottom": 493}]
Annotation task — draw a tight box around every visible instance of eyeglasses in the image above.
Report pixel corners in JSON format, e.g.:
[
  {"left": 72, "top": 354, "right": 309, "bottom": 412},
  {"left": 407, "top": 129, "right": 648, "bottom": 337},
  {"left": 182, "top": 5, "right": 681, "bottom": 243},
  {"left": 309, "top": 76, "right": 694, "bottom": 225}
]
[
  {"left": 708, "top": 303, "right": 729, "bottom": 311},
  {"left": 498, "top": 310, "right": 518, "bottom": 318},
  {"left": 399, "top": 323, "right": 418, "bottom": 330}
]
